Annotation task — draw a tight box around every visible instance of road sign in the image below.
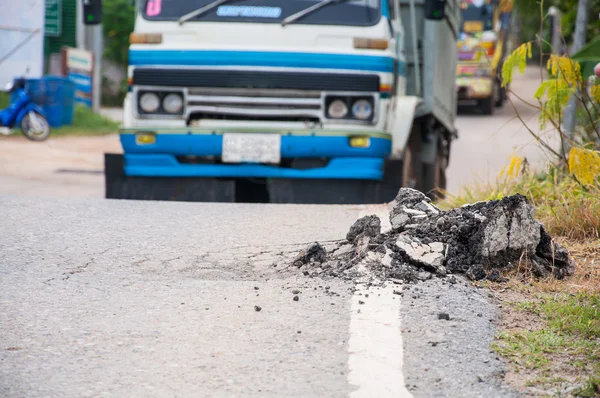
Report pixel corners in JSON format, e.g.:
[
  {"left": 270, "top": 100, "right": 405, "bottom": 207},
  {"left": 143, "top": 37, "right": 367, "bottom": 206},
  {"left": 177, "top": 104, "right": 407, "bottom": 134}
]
[
  {"left": 63, "top": 47, "right": 94, "bottom": 108},
  {"left": 45, "top": 0, "right": 62, "bottom": 37}
]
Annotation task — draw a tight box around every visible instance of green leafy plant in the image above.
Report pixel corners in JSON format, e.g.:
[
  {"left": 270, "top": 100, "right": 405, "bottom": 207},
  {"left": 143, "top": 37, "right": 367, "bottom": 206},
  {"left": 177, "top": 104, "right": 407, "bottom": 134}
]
[
  {"left": 102, "top": 0, "right": 136, "bottom": 66},
  {"left": 514, "top": 0, "right": 600, "bottom": 49},
  {"left": 500, "top": 31, "right": 600, "bottom": 174}
]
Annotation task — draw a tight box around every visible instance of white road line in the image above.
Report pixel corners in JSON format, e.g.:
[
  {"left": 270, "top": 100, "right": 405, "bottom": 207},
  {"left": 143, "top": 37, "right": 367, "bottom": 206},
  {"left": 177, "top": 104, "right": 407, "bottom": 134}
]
[{"left": 346, "top": 206, "right": 412, "bottom": 398}]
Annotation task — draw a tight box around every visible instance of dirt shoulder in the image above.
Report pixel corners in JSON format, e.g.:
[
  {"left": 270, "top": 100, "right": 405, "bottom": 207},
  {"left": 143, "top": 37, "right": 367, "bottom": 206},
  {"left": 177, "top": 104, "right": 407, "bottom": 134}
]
[
  {"left": 0, "top": 135, "right": 121, "bottom": 198},
  {"left": 487, "top": 239, "right": 600, "bottom": 397}
]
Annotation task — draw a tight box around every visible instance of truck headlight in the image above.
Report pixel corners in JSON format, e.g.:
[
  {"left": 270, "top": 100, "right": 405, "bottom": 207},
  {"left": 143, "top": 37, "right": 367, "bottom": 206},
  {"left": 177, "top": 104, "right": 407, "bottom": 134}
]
[
  {"left": 139, "top": 92, "right": 160, "bottom": 113},
  {"left": 327, "top": 99, "right": 349, "bottom": 119},
  {"left": 163, "top": 93, "right": 184, "bottom": 114},
  {"left": 351, "top": 99, "right": 373, "bottom": 120}
]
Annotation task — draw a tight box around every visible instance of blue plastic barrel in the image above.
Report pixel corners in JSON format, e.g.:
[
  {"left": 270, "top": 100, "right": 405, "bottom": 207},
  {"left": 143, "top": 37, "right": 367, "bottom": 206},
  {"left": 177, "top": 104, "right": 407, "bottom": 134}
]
[{"left": 14, "top": 76, "right": 76, "bottom": 127}]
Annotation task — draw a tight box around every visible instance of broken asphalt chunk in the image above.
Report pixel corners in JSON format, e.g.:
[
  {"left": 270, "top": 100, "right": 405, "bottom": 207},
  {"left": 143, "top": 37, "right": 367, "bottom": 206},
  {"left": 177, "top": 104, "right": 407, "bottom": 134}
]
[
  {"left": 346, "top": 215, "right": 381, "bottom": 243},
  {"left": 290, "top": 189, "right": 574, "bottom": 286},
  {"left": 292, "top": 242, "right": 326, "bottom": 268}
]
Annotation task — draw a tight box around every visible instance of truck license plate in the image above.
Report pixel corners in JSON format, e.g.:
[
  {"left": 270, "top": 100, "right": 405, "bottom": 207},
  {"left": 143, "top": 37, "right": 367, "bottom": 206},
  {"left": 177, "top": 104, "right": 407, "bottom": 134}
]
[
  {"left": 463, "top": 21, "right": 483, "bottom": 33},
  {"left": 222, "top": 133, "right": 281, "bottom": 164}
]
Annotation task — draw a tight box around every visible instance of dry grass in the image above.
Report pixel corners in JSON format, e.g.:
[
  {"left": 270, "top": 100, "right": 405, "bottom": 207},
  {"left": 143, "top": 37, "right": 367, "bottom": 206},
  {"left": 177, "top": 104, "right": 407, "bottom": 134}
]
[
  {"left": 484, "top": 239, "right": 600, "bottom": 296},
  {"left": 533, "top": 239, "right": 600, "bottom": 295}
]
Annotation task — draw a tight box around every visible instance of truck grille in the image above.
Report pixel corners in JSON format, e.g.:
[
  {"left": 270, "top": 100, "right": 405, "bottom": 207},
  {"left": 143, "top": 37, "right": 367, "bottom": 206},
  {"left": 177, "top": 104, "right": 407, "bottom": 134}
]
[
  {"left": 187, "top": 88, "right": 322, "bottom": 122},
  {"left": 132, "top": 68, "right": 380, "bottom": 92}
]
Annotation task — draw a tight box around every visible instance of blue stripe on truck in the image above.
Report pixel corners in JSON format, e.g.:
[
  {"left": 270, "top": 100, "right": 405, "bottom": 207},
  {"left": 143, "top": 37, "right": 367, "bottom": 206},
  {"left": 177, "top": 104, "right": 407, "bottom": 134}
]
[
  {"left": 129, "top": 50, "right": 399, "bottom": 73},
  {"left": 120, "top": 134, "right": 392, "bottom": 158},
  {"left": 120, "top": 134, "right": 391, "bottom": 179},
  {"left": 124, "top": 154, "right": 385, "bottom": 180}
]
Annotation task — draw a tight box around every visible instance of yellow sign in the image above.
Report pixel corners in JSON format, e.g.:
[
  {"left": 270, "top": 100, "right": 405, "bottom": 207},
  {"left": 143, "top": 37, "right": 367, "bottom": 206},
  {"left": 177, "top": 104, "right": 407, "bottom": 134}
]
[{"left": 463, "top": 21, "right": 484, "bottom": 32}]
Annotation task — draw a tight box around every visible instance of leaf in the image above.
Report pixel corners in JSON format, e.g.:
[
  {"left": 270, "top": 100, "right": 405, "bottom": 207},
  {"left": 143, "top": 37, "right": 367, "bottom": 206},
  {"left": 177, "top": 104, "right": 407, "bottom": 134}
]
[
  {"left": 568, "top": 147, "right": 600, "bottom": 185},
  {"left": 501, "top": 43, "right": 533, "bottom": 87},
  {"left": 508, "top": 156, "right": 524, "bottom": 178},
  {"left": 497, "top": 155, "right": 524, "bottom": 181},
  {"left": 546, "top": 55, "right": 582, "bottom": 88},
  {"left": 534, "top": 81, "right": 552, "bottom": 100},
  {"left": 535, "top": 78, "right": 575, "bottom": 129}
]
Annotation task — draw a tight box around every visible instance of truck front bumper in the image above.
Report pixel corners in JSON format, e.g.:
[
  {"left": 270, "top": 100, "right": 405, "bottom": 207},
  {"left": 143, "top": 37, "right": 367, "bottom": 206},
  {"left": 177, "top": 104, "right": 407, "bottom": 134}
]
[
  {"left": 119, "top": 128, "right": 392, "bottom": 180},
  {"left": 456, "top": 77, "right": 493, "bottom": 100}
]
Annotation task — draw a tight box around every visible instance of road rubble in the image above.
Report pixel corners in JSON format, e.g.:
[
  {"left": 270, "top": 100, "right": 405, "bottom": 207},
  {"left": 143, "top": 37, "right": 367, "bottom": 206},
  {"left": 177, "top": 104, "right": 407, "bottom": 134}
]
[{"left": 292, "top": 188, "right": 575, "bottom": 284}]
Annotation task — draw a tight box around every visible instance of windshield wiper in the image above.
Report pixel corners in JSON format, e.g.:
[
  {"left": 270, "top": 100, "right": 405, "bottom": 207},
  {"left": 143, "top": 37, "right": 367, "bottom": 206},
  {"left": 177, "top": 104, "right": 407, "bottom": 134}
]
[
  {"left": 178, "top": 0, "right": 239, "bottom": 25},
  {"left": 281, "top": 0, "right": 349, "bottom": 26}
]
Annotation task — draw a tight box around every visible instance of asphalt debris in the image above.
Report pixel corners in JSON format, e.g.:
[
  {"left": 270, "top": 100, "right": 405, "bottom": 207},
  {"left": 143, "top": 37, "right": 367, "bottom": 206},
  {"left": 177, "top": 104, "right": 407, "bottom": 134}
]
[
  {"left": 291, "top": 242, "right": 326, "bottom": 268},
  {"left": 346, "top": 214, "right": 381, "bottom": 243},
  {"left": 254, "top": 305, "right": 262, "bottom": 312},
  {"left": 289, "top": 188, "right": 575, "bottom": 285},
  {"left": 438, "top": 312, "right": 451, "bottom": 321}
]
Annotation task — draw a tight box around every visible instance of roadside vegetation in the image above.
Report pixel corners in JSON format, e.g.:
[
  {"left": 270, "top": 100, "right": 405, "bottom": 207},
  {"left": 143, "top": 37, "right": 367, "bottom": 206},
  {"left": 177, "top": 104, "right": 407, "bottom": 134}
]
[
  {"left": 51, "top": 105, "right": 119, "bottom": 137},
  {"left": 437, "top": 8, "right": 600, "bottom": 394},
  {"left": 0, "top": 91, "right": 118, "bottom": 137},
  {"left": 440, "top": 157, "right": 600, "bottom": 394}
]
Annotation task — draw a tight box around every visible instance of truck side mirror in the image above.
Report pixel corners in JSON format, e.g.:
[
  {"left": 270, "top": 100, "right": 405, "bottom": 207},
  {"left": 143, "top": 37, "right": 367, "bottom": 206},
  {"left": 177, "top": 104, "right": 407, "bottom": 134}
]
[
  {"left": 425, "top": 0, "right": 446, "bottom": 20},
  {"left": 82, "top": 0, "right": 103, "bottom": 25}
]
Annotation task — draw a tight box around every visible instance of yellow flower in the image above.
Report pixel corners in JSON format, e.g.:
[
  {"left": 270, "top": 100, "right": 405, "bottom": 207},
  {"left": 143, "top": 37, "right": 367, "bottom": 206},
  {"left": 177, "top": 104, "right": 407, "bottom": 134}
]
[
  {"left": 591, "top": 84, "right": 600, "bottom": 103},
  {"left": 568, "top": 147, "right": 600, "bottom": 185}
]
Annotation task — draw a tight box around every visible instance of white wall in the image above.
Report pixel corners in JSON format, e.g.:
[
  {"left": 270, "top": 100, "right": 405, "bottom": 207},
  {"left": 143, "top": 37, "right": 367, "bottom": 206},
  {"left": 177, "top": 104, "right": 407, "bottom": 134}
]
[{"left": 0, "top": 0, "right": 45, "bottom": 89}]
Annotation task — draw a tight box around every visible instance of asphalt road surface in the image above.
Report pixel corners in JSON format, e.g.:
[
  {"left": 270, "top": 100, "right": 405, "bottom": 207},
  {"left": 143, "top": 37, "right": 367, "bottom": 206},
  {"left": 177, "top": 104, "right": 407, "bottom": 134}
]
[
  {"left": 449, "top": 68, "right": 557, "bottom": 193},
  {"left": 0, "top": 197, "right": 519, "bottom": 397},
  {"left": 0, "top": 69, "right": 549, "bottom": 397}
]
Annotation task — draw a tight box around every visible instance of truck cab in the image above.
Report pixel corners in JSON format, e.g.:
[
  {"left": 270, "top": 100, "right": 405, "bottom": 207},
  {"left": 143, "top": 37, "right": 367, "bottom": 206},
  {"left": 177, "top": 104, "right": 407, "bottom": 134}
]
[{"left": 104, "top": 0, "right": 460, "bottom": 203}]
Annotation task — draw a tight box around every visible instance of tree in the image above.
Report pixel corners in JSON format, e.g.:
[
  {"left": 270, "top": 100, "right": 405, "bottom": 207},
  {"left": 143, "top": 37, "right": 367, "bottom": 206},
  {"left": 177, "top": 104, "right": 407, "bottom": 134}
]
[
  {"left": 513, "top": 0, "right": 600, "bottom": 56},
  {"left": 102, "top": 0, "right": 136, "bottom": 66}
]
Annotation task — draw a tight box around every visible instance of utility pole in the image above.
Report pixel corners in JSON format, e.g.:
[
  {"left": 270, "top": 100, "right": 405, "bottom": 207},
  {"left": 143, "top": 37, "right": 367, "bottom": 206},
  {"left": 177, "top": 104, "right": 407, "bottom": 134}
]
[
  {"left": 91, "top": 24, "right": 102, "bottom": 113},
  {"left": 548, "top": 7, "right": 562, "bottom": 56},
  {"left": 82, "top": 0, "right": 103, "bottom": 113},
  {"left": 562, "top": 0, "right": 590, "bottom": 151}
]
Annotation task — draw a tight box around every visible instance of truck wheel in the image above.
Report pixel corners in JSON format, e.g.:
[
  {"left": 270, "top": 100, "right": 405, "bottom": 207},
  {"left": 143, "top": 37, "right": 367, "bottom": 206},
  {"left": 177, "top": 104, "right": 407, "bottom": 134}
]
[
  {"left": 480, "top": 97, "right": 494, "bottom": 115},
  {"left": 423, "top": 152, "right": 447, "bottom": 200},
  {"left": 494, "top": 80, "right": 504, "bottom": 108},
  {"left": 402, "top": 130, "right": 423, "bottom": 192},
  {"left": 104, "top": 154, "right": 235, "bottom": 202}
]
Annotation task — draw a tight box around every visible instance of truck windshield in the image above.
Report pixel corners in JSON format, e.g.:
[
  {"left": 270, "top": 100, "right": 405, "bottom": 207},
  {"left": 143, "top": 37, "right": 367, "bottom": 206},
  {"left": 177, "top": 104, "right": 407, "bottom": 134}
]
[
  {"left": 460, "top": 4, "right": 494, "bottom": 32},
  {"left": 143, "top": 0, "right": 381, "bottom": 26}
]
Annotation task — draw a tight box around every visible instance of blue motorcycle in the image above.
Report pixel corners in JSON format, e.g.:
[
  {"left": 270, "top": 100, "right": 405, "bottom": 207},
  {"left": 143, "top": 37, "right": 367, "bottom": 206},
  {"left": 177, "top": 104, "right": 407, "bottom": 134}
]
[{"left": 0, "top": 78, "right": 50, "bottom": 141}]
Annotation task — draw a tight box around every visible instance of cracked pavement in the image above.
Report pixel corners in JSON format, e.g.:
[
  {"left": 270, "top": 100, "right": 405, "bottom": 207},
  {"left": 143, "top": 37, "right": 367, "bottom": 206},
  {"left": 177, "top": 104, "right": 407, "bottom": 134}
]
[{"left": 0, "top": 196, "right": 517, "bottom": 397}]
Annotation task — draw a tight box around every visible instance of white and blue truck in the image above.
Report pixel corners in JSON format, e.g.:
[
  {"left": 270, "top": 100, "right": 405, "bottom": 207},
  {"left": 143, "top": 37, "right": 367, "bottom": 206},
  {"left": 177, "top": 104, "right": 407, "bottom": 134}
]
[{"left": 95, "top": 0, "right": 460, "bottom": 203}]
